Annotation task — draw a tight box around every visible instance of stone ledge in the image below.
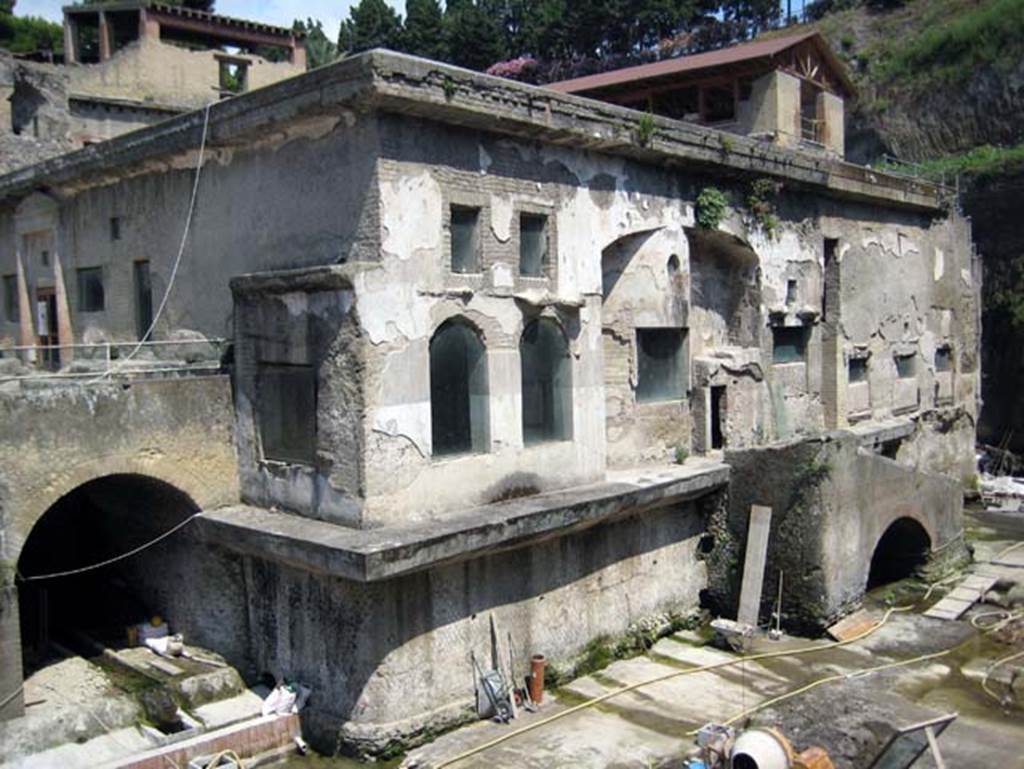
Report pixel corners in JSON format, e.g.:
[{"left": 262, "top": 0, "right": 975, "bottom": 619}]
[
  {"left": 0, "top": 50, "right": 946, "bottom": 212},
  {"left": 197, "top": 459, "right": 730, "bottom": 582}
]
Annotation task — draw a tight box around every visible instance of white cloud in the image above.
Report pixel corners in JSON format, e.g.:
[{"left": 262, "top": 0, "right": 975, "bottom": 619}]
[{"left": 15, "top": 0, "right": 406, "bottom": 41}]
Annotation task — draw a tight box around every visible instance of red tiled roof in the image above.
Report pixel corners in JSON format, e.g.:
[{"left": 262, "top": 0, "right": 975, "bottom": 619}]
[{"left": 547, "top": 31, "right": 854, "bottom": 97}]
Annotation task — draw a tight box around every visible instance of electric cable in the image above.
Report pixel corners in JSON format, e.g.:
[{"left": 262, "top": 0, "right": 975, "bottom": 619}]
[
  {"left": 16, "top": 512, "right": 204, "bottom": 582},
  {"left": 85, "top": 101, "right": 214, "bottom": 384}
]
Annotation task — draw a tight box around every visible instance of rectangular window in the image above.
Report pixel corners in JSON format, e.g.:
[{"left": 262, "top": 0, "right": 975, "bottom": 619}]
[
  {"left": 258, "top": 363, "right": 317, "bottom": 464},
  {"left": 40, "top": 249, "right": 49, "bottom": 267},
  {"left": 450, "top": 206, "right": 480, "bottom": 274},
  {"left": 519, "top": 213, "right": 548, "bottom": 277},
  {"left": 895, "top": 354, "right": 916, "bottom": 379},
  {"left": 849, "top": 356, "right": 868, "bottom": 383},
  {"left": 3, "top": 274, "right": 17, "bottom": 323},
  {"left": 636, "top": 328, "right": 687, "bottom": 402},
  {"left": 772, "top": 326, "right": 807, "bottom": 364},
  {"left": 935, "top": 346, "right": 952, "bottom": 372},
  {"left": 133, "top": 260, "right": 153, "bottom": 340},
  {"left": 77, "top": 267, "right": 105, "bottom": 312},
  {"left": 219, "top": 59, "right": 248, "bottom": 94},
  {"left": 785, "top": 279, "right": 797, "bottom": 305},
  {"left": 110, "top": 216, "right": 122, "bottom": 241}
]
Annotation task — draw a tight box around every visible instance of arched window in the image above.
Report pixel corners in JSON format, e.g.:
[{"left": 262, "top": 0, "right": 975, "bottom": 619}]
[
  {"left": 430, "top": 319, "right": 489, "bottom": 456},
  {"left": 520, "top": 319, "right": 572, "bottom": 444}
]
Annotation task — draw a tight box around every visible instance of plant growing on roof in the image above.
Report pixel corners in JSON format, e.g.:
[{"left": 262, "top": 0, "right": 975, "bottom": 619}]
[
  {"left": 747, "top": 177, "right": 782, "bottom": 239},
  {"left": 635, "top": 112, "right": 657, "bottom": 147},
  {"left": 695, "top": 187, "right": 729, "bottom": 230}
]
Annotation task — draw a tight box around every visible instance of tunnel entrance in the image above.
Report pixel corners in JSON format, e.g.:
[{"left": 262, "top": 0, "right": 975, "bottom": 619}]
[
  {"left": 17, "top": 474, "right": 198, "bottom": 676},
  {"left": 866, "top": 517, "right": 932, "bottom": 591}
]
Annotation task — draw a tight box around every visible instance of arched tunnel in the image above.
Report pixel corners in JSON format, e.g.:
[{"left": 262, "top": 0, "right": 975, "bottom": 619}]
[
  {"left": 866, "top": 517, "right": 932, "bottom": 591},
  {"left": 16, "top": 474, "right": 200, "bottom": 675}
]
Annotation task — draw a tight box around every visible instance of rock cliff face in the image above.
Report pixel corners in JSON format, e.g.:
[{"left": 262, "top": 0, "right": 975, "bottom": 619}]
[{"left": 964, "top": 172, "right": 1024, "bottom": 452}]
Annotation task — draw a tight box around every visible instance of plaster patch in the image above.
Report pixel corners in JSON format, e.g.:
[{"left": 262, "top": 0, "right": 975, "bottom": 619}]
[
  {"left": 490, "top": 195, "right": 513, "bottom": 242},
  {"left": 933, "top": 248, "right": 944, "bottom": 281},
  {"left": 960, "top": 268, "right": 972, "bottom": 287},
  {"left": 381, "top": 171, "right": 443, "bottom": 258}
]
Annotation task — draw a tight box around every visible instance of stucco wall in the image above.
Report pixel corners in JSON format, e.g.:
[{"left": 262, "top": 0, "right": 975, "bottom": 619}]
[{"left": 69, "top": 37, "right": 303, "bottom": 110}]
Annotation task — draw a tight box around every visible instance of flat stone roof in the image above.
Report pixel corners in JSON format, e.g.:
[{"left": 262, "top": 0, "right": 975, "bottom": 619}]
[
  {"left": 0, "top": 50, "right": 947, "bottom": 212},
  {"left": 198, "top": 459, "right": 730, "bottom": 582}
]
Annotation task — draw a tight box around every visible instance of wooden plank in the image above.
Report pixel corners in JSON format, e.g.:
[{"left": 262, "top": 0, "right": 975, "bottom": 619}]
[
  {"left": 737, "top": 505, "right": 772, "bottom": 627},
  {"left": 826, "top": 608, "right": 879, "bottom": 641}
]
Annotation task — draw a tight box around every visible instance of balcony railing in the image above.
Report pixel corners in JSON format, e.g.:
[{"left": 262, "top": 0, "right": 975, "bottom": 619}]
[{"left": 0, "top": 338, "right": 230, "bottom": 384}]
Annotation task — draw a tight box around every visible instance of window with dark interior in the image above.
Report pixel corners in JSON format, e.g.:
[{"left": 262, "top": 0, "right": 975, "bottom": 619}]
[
  {"left": 520, "top": 319, "right": 572, "bottom": 444},
  {"left": 430, "top": 319, "right": 489, "bottom": 456},
  {"left": 258, "top": 363, "right": 317, "bottom": 464},
  {"left": 934, "top": 346, "right": 952, "bottom": 372},
  {"left": 895, "top": 353, "right": 916, "bottom": 378},
  {"left": 133, "top": 260, "right": 153, "bottom": 340},
  {"left": 519, "top": 213, "right": 548, "bottom": 277},
  {"left": 450, "top": 205, "right": 481, "bottom": 274},
  {"left": 636, "top": 328, "right": 687, "bottom": 402},
  {"left": 77, "top": 267, "right": 105, "bottom": 312},
  {"left": 110, "top": 216, "right": 122, "bottom": 241},
  {"left": 772, "top": 326, "right": 807, "bottom": 363},
  {"left": 3, "top": 274, "right": 17, "bottom": 322},
  {"left": 848, "top": 356, "right": 868, "bottom": 383}
]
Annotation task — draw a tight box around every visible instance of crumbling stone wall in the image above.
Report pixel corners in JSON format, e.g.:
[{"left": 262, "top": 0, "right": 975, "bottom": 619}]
[{"left": 708, "top": 429, "right": 966, "bottom": 632}]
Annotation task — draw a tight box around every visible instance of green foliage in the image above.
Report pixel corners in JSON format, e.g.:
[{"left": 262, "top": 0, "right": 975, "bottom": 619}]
[
  {"left": 444, "top": 0, "right": 508, "bottom": 71},
  {"left": 635, "top": 112, "right": 657, "bottom": 146},
  {"left": 991, "top": 254, "right": 1024, "bottom": 330},
  {"left": 674, "top": 443, "right": 689, "bottom": 464},
  {"left": 878, "top": 142, "right": 1024, "bottom": 182},
  {"left": 0, "top": 2, "right": 62, "bottom": 55},
  {"left": 746, "top": 177, "right": 781, "bottom": 239},
  {"left": 338, "top": 0, "right": 403, "bottom": 54},
  {"left": 875, "top": 0, "right": 1024, "bottom": 85},
  {"left": 695, "top": 186, "right": 729, "bottom": 230},
  {"left": 402, "top": 0, "right": 447, "bottom": 61},
  {"left": 294, "top": 18, "right": 338, "bottom": 70},
  {"left": 442, "top": 75, "right": 456, "bottom": 100},
  {"left": 719, "top": 134, "right": 735, "bottom": 154}
]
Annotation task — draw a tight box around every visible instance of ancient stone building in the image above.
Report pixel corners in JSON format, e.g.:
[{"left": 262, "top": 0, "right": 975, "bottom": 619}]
[
  {"left": 2, "top": 1, "right": 305, "bottom": 154},
  {"left": 0, "top": 47, "right": 979, "bottom": 756}
]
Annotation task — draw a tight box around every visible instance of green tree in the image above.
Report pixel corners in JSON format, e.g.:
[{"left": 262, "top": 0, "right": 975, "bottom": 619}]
[
  {"left": 402, "top": 0, "right": 446, "bottom": 61},
  {"left": 294, "top": 18, "right": 338, "bottom": 69},
  {"left": 0, "top": 2, "right": 63, "bottom": 55},
  {"left": 338, "top": 0, "right": 402, "bottom": 54},
  {"left": 444, "top": 0, "right": 507, "bottom": 71}
]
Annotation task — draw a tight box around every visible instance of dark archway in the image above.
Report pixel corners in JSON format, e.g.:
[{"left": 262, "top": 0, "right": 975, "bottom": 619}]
[
  {"left": 866, "top": 517, "right": 932, "bottom": 590},
  {"left": 16, "top": 474, "right": 199, "bottom": 675},
  {"left": 429, "top": 318, "right": 490, "bottom": 456}
]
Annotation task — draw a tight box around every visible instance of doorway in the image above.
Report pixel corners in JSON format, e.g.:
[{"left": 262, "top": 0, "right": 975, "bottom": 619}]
[
  {"left": 35, "top": 287, "right": 58, "bottom": 370},
  {"left": 710, "top": 385, "right": 726, "bottom": 450}
]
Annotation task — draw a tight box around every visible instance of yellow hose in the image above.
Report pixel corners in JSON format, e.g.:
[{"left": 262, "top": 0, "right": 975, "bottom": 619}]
[
  {"left": 981, "top": 648, "right": 1024, "bottom": 703},
  {"left": 434, "top": 601, "right": 921, "bottom": 768}
]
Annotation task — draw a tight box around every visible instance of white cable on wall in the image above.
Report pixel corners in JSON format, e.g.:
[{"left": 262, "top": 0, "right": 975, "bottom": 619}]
[{"left": 86, "top": 101, "right": 214, "bottom": 384}]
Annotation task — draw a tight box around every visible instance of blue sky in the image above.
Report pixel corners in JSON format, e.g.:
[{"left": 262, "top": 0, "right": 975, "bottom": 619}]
[{"left": 16, "top": 1, "right": 407, "bottom": 39}]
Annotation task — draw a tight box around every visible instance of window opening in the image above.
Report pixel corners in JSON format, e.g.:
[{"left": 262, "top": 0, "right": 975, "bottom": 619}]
[
  {"left": 450, "top": 206, "right": 481, "bottom": 274},
  {"left": 934, "top": 346, "right": 952, "bottom": 373},
  {"left": 785, "top": 279, "right": 797, "bottom": 305},
  {"left": 110, "top": 216, "right": 122, "bottom": 241},
  {"left": 895, "top": 353, "right": 916, "bottom": 379},
  {"left": 219, "top": 59, "right": 249, "bottom": 94},
  {"left": 133, "top": 260, "right": 153, "bottom": 340},
  {"left": 519, "top": 213, "right": 548, "bottom": 277},
  {"left": 3, "top": 274, "right": 17, "bottom": 323},
  {"left": 711, "top": 385, "right": 726, "bottom": 450},
  {"left": 77, "top": 267, "right": 105, "bottom": 312},
  {"left": 636, "top": 327, "right": 687, "bottom": 402},
  {"left": 430, "top": 320, "right": 489, "bottom": 455},
  {"left": 521, "top": 319, "right": 572, "bottom": 444},
  {"left": 849, "top": 356, "right": 868, "bottom": 383},
  {"left": 258, "top": 363, "right": 317, "bottom": 464},
  {"left": 40, "top": 249, "right": 50, "bottom": 267},
  {"left": 772, "top": 326, "right": 807, "bottom": 364}
]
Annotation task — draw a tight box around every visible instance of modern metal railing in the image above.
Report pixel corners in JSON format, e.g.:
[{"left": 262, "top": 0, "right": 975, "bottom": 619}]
[{"left": 0, "top": 338, "right": 230, "bottom": 383}]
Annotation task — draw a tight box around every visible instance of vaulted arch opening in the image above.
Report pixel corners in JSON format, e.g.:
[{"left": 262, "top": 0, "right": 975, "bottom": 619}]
[
  {"left": 866, "top": 517, "right": 932, "bottom": 591},
  {"left": 430, "top": 318, "right": 490, "bottom": 456},
  {"left": 521, "top": 318, "right": 573, "bottom": 444},
  {"left": 16, "top": 474, "right": 199, "bottom": 676}
]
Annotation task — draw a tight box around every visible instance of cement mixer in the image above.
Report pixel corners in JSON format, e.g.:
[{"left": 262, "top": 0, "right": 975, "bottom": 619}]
[{"left": 688, "top": 725, "right": 833, "bottom": 769}]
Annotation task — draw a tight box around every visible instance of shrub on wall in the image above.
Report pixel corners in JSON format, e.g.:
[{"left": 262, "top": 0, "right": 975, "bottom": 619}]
[{"left": 696, "top": 187, "right": 729, "bottom": 229}]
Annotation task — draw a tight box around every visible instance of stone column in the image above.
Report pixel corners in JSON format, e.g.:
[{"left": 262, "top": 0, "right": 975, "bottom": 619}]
[
  {"left": 139, "top": 9, "right": 160, "bottom": 40},
  {"left": 0, "top": 583, "right": 24, "bottom": 721},
  {"left": 14, "top": 250, "right": 35, "bottom": 364},
  {"left": 63, "top": 15, "right": 77, "bottom": 64},
  {"left": 292, "top": 40, "right": 307, "bottom": 69},
  {"left": 52, "top": 250, "right": 74, "bottom": 366},
  {"left": 98, "top": 12, "right": 112, "bottom": 62}
]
